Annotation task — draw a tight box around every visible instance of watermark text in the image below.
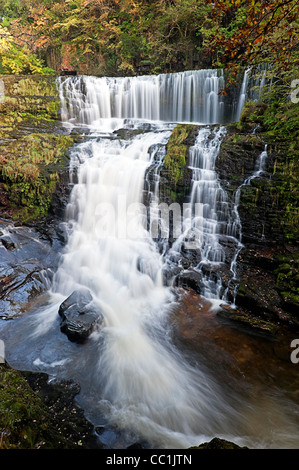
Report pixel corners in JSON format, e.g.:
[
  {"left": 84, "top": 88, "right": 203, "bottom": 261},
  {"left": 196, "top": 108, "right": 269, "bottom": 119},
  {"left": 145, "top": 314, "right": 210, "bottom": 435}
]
[
  {"left": 92, "top": 197, "right": 204, "bottom": 249},
  {"left": 0, "top": 79, "right": 4, "bottom": 104},
  {"left": 0, "top": 339, "right": 5, "bottom": 363},
  {"left": 290, "top": 79, "right": 299, "bottom": 104},
  {"left": 290, "top": 339, "right": 299, "bottom": 364}
]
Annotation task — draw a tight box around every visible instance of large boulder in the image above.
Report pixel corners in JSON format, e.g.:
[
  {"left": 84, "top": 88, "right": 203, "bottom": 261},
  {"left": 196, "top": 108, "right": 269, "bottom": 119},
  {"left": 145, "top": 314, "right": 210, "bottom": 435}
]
[{"left": 58, "top": 289, "right": 104, "bottom": 343}]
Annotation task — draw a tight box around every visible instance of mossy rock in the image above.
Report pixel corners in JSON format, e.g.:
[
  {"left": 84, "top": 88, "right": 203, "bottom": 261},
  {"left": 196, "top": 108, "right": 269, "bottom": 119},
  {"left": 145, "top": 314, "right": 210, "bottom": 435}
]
[
  {"left": 0, "top": 363, "right": 98, "bottom": 449},
  {"left": 0, "top": 132, "right": 75, "bottom": 222},
  {"left": 160, "top": 124, "right": 198, "bottom": 204},
  {"left": 190, "top": 437, "right": 247, "bottom": 449},
  {"left": 218, "top": 304, "right": 279, "bottom": 335},
  {"left": 0, "top": 75, "right": 60, "bottom": 124},
  {"left": 240, "top": 101, "right": 268, "bottom": 125},
  {"left": 164, "top": 124, "right": 197, "bottom": 186},
  {"left": 0, "top": 363, "right": 55, "bottom": 448}
]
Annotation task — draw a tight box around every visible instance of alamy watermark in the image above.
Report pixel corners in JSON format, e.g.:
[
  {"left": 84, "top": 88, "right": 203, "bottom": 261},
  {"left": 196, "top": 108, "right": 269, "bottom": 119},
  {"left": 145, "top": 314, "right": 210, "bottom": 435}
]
[
  {"left": 0, "top": 79, "right": 4, "bottom": 104},
  {"left": 290, "top": 339, "right": 299, "bottom": 364},
  {"left": 0, "top": 339, "right": 5, "bottom": 364},
  {"left": 290, "top": 79, "right": 299, "bottom": 104},
  {"left": 92, "top": 198, "right": 204, "bottom": 249}
]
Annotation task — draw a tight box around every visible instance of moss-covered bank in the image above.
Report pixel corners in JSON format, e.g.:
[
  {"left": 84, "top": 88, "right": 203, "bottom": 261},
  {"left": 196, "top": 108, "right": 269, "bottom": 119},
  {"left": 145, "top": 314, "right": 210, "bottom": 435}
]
[
  {"left": 0, "top": 362, "right": 58, "bottom": 449},
  {"left": 0, "top": 75, "right": 60, "bottom": 124},
  {"left": 0, "top": 75, "right": 76, "bottom": 222},
  {"left": 0, "top": 362, "right": 98, "bottom": 449}
]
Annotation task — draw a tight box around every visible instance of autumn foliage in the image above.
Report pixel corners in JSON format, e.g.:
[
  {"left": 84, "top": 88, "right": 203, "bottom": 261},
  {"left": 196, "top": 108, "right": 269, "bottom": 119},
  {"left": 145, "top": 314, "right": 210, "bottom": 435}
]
[{"left": 0, "top": 0, "right": 298, "bottom": 76}]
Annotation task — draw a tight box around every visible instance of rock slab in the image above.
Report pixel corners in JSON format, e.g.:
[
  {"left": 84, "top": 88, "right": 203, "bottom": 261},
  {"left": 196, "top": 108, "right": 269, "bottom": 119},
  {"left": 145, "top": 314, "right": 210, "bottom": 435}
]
[{"left": 58, "top": 289, "right": 104, "bottom": 342}]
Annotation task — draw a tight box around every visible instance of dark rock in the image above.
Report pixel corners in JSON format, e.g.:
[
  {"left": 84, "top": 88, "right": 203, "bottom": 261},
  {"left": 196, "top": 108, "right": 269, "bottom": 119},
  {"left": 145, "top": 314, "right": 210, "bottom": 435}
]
[
  {"left": 190, "top": 437, "right": 248, "bottom": 449},
  {"left": 216, "top": 133, "right": 266, "bottom": 195},
  {"left": 127, "top": 441, "right": 150, "bottom": 449},
  {"left": 58, "top": 289, "right": 104, "bottom": 342},
  {"left": 174, "top": 270, "right": 203, "bottom": 293},
  {"left": 21, "top": 369, "right": 100, "bottom": 448},
  {"left": 214, "top": 124, "right": 299, "bottom": 327},
  {"left": 0, "top": 235, "right": 16, "bottom": 250},
  {"left": 60, "top": 70, "right": 77, "bottom": 76},
  {"left": 48, "top": 167, "right": 72, "bottom": 220},
  {"left": 218, "top": 304, "right": 279, "bottom": 335},
  {"left": 0, "top": 222, "right": 61, "bottom": 318}
]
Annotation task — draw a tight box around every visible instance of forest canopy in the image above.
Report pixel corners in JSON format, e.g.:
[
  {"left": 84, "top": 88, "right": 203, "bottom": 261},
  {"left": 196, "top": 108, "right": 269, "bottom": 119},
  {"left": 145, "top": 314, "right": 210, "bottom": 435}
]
[{"left": 0, "top": 0, "right": 298, "bottom": 76}]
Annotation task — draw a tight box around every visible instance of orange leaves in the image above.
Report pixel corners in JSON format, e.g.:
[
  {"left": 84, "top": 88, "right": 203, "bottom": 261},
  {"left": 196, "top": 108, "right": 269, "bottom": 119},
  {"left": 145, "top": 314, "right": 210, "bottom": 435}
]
[{"left": 206, "top": 0, "right": 299, "bottom": 70}]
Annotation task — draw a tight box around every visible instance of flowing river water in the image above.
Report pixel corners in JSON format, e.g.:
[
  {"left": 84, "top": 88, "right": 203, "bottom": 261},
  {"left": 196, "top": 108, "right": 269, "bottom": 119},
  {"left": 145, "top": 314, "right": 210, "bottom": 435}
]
[{"left": 1, "top": 70, "right": 299, "bottom": 449}]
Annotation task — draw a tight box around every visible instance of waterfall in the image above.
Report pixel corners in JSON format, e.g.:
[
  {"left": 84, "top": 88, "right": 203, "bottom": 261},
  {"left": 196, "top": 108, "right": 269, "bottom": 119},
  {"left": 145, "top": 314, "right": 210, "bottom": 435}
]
[
  {"left": 58, "top": 69, "right": 227, "bottom": 126},
  {"left": 166, "top": 126, "right": 234, "bottom": 303},
  {"left": 236, "top": 65, "right": 270, "bottom": 121},
  {"left": 27, "top": 118, "right": 245, "bottom": 448},
  {"left": 3, "top": 68, "right": 299, "bottom": 449},
  {"left": 236, "top": 68, "right": 251, "bottom": 121}
]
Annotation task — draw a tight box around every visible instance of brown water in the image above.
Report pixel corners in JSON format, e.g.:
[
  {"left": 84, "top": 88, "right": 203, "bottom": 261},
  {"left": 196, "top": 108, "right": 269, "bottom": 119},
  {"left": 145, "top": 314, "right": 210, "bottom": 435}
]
[{"left": 169, "top": 289, "right": 299, "bottom": 448}]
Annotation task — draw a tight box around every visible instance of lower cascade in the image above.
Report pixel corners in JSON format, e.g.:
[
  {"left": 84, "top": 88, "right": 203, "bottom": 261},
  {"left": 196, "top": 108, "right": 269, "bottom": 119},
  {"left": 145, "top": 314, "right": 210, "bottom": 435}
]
[{"left": 2, "top": 70, "right": 299, "bottom": 449}]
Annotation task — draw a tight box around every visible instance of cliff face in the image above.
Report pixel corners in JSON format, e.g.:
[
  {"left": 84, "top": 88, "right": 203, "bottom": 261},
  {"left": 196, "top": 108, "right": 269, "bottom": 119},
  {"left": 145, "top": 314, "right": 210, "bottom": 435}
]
[
  {"left": 217, "top": 129, "right": 298, "bottom": 328},
  {"left": 215, "top": 101, "right": 298, "bottom": 329},
  {"left": 156, "top": 114, "right": 298, "bottom": 330}
]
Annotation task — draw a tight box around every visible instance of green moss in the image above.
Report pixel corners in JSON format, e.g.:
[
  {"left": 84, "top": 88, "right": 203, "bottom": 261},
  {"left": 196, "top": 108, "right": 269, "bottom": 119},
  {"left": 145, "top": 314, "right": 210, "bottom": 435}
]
[
  {"left": 230, "top": 94, "right": 299, "bottom": 243},
  {"left": 0, "top": 363, "right": 51, "bottom": 448},
  {"left": 164, "top": 124, "right": 197, "bottom": 187},
  {"left": 0, "top": 133, "right": 75, "bottom": 222},
  {"left": 164, "top": 142, "right": 187, "bottom": 186},
  {"left": 274, "top": 254, "right": 299, "bottom": 315},
  {"left": 0, "top": 75, "right": 60, "bottom": 124}
]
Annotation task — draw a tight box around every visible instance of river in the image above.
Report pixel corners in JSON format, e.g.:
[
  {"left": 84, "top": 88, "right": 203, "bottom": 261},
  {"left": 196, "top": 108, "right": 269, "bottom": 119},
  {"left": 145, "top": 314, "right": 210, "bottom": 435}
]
[{"left": 1, "top": 69, "right": 299, "bottom": 449}]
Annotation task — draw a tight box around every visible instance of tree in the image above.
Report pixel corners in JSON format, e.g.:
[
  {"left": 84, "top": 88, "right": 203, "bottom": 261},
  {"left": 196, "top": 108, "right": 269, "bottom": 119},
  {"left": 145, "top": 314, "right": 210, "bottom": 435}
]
[
  {"left": 0, "top": 24, "right": 54, "bottom": 74},
  {"left": 205, "top": 0, "right": 299, "bottom": 70}
]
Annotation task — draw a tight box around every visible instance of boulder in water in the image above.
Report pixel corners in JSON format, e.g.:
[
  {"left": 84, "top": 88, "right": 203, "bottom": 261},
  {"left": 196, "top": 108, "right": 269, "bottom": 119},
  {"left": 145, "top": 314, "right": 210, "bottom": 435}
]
[
  {"left": 58, "top": 289, "right": 104, "bottom": 343},
  {"left": 174, "top": 270, "right": 203, "bottom": 293}
]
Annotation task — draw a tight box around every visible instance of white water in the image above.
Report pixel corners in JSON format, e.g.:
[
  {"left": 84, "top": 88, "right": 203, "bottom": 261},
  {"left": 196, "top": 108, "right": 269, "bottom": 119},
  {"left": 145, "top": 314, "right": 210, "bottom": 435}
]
[
  {"left": 58, "top": 69, "right": 227, "bottom": 126},
  {"left": 11, "top": 122, "right": 241, "bottom": 448},
  {"left": 2, "top": 69, "right": 299, "bottom": 449},
  {"left": 236, "top": 65, "right": 269, "bottom": 121},
  {"left": 166, "top": 126, "right": 234, "bottom": 303},
  {"left": 231, "top": 143, "right": 268, "bottom": 245}
]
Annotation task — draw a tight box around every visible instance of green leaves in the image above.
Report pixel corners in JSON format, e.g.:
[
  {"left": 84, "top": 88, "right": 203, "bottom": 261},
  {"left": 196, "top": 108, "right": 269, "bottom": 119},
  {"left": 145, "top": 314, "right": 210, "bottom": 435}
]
[{"left": 1, "top": 0, "right": 298, "bottom": 75}]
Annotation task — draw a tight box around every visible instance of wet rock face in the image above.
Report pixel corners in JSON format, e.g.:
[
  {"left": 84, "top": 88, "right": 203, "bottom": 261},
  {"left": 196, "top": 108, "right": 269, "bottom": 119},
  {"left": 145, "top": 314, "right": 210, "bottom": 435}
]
[
  {"left": 156, "top": 122, "right": 298, "bottom": 328},
  {"left": 144, "top": 124, "right": 198, "bottom": 208},
  {"left": 58, "top": 289, "right": 104, "bottom": 342},
  {"left": 0, "top": 221, "right": 63, "bottom": 318},
  {"left": 215, "top": 126, "right": 299, "bottom": 327}
]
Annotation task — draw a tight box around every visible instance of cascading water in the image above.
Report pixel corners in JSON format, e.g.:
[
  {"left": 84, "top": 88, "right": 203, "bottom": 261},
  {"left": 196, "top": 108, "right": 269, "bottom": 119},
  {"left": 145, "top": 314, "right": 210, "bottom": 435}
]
[
  {"left": 58, "top": 69, "right": 227, "bottom": 126},
  {"left": 166, "top": 126, "right": 233, "bottom": 303},
  {"left": 2, "top": 68, "right": 299, "bottom": 449},
  {"left": 236, "top": 64, "right": 270, "bottom": 121}
]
